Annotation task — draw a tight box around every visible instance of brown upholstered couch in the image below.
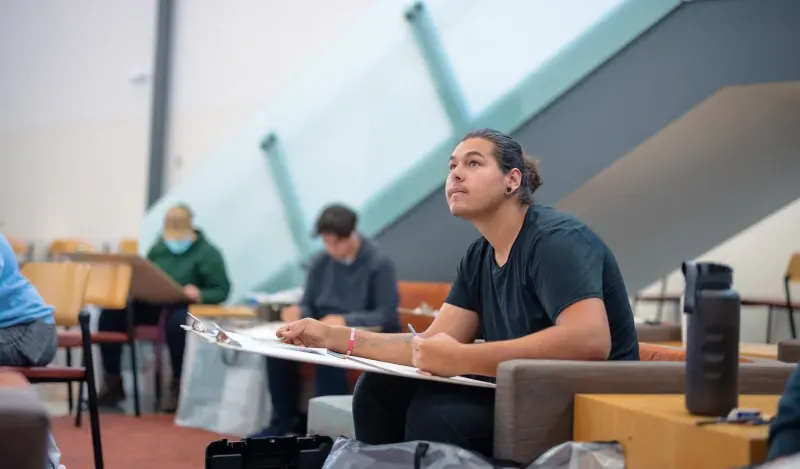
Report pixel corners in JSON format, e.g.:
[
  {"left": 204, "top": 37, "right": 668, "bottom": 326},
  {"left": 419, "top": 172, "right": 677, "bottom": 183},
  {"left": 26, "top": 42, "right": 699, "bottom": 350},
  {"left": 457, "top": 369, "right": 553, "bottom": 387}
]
[
  {"left": 0, "top": 371, "right": 50, "bottom": 469},
  {"left": 493, "top": 351, "right": 793, "bottom": 462}
]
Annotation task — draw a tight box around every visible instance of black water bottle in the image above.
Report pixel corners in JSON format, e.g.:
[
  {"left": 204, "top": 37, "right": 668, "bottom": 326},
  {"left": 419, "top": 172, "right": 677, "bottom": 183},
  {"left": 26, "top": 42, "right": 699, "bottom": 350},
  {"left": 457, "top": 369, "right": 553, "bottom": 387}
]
[{"left": 682, "top": 261, "right": 741, "bottom": 417}]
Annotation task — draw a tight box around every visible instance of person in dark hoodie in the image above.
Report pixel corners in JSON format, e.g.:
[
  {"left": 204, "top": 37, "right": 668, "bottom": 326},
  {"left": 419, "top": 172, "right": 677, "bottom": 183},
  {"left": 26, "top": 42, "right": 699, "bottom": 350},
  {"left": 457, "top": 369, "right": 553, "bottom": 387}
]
[
  {"left": 97, "top": 203, "right": 231, "bottom": 412},
  {"left": 251, "top": 203, "right": 400, "bottom": 437}
]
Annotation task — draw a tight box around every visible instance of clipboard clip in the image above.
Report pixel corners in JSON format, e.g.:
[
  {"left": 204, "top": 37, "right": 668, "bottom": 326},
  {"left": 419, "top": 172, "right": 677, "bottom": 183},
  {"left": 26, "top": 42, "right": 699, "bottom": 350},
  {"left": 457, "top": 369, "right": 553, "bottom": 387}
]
[
  {"left": 214, "top": 329, "right": 241, "bottom": 348},
  {"left": 186, "top": 314, "right": 241, "bottom": 347}
]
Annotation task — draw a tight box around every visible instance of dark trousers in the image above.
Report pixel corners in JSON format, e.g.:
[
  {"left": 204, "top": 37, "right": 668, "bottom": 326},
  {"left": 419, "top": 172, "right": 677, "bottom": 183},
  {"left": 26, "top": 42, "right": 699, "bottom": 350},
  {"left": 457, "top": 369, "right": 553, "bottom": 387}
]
[
  {"left": 266, "top": 357, "right": 348, "bottom": 428},
  {"left": 98, "top": 302, "right": 188, "bottom": 380},
  {"left": 352, "top": 372, "right": 495, "bottom": 458}
]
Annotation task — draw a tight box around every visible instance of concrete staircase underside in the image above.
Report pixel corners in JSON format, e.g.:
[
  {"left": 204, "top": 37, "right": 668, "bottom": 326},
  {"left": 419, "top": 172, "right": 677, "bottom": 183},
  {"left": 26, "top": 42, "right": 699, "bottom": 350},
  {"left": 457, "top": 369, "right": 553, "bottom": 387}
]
[{"left": 375, "top": 0, "right": 800, "bottom": 291}]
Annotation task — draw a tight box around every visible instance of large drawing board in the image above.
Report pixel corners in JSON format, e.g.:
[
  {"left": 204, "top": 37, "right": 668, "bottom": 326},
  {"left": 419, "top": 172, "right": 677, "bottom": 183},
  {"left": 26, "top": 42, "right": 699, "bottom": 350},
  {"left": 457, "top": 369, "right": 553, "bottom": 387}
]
[
  {"left": 185, "top": 320, "right": 495, "bottom": 389},
  {"left": 63, "top": 252, "right": 190, "bottom": 304}
]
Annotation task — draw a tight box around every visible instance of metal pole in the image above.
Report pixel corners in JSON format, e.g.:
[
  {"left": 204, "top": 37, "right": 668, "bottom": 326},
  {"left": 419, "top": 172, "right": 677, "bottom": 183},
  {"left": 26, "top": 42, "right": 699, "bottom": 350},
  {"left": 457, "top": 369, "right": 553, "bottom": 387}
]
[
  {"left": 405, "top": 1, "right": 470, "bottom": 133},
  {"left": 146, "top": 0, "right": 175, "bottom": 207}
]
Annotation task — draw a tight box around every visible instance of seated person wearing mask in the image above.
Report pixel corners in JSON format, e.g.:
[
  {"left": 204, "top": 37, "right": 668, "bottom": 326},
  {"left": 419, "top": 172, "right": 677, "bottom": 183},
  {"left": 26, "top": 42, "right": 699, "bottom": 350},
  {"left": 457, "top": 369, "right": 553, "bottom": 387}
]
[
  {"left": 252, "top": 204, "right": 400, "bottom": 437},
  {"left": 0, "top": 232, "right": 63, "bottom": 468},
  {"left": 276, "top": 129, "right": 639, "bottom": 457},
  {"left": 97, "top": 204, "right": 231, "bottom": 412}
]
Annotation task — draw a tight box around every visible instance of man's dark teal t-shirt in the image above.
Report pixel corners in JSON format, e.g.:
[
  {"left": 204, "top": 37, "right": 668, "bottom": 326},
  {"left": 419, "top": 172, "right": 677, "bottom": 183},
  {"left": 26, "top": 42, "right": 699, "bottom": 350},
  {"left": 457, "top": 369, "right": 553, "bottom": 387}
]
[{"left": 445, "top": 205, "right": 639, "bottom": 361}]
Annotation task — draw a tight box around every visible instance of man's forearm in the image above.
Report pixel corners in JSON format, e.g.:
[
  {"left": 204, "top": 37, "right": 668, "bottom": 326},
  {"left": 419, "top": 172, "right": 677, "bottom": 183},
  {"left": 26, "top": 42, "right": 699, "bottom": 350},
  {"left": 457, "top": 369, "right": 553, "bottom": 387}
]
[
  {"left": 328, "top": 327, "right": 413, "bottom": 366},
  {"left": 460, "top": 325, "right": 609, "bottom": 377}
]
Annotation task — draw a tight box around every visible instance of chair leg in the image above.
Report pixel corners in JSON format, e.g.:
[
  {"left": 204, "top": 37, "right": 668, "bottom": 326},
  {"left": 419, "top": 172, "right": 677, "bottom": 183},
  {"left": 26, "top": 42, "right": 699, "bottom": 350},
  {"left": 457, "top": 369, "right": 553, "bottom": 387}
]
[
  {"left": 80, "top": 311, "right": 104, "bottom": 469},
  {"left": 655, "top": 276, "right": 668, "bottom": 322},
  {"left": 126, "top": 303, "right": 142, "bottom": 417},
  {"left": 766, "top": 306, "right": 774, "bottom": 344},
  {"left": 75, "top": 368, "right": 84, "bottom": 428},
  {"left": 154, "top": 356, "right": 162, "bottom": 413},
  {"left": 66, "top": 347, "right": 74, "bottom": 415},
  {"left": 785, "top": 277, "right": 796, "bottom": 339},
  {"left": 153, "top": 309, "right": 166, "bottom": 413}
]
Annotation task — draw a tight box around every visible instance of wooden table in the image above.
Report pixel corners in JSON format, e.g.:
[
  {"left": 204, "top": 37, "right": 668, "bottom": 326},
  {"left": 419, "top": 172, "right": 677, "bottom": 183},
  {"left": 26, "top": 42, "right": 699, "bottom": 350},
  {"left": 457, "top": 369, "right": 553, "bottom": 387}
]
[
  {"left": 574, "top": 394, "right": 779, "bottom": 469},
  {"left": 188, "top": 304, "right": 256, "bottom": 318},
  {"left": 655, "top": 341, "right": 778, "bottom": 360}
]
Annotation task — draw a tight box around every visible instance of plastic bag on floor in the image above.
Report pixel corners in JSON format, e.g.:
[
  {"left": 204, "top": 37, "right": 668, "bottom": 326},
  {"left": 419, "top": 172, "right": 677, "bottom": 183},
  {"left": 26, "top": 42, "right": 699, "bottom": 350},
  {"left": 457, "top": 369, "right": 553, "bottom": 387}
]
[
  {"left": 528, "top": 441, "right": 624, "bottom": 469},
  {"left": 321, "top": 438, "right": 624, "bottom": 469},
  {"left": 175, "top": 333, "right": 271, "bottom": 436},
  {"left": 322, "top": 438, "right": 520, "bottom": 469},
  {"left": 47, "top": 431, "right": 62, "bottom": 469}
]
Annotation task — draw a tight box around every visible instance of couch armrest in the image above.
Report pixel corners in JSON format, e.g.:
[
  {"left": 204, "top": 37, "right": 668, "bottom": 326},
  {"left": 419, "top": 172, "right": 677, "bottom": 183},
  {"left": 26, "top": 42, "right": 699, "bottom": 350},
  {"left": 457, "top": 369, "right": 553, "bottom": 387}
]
[
  {"left": 778, "top": 339, "right": 800, "bottom": 363},
  {"left": 0, "top": 387, "right": 50, "bottom": 469},
  {"left": 494, "top": 359, "right": 794, "bottom": 463}
]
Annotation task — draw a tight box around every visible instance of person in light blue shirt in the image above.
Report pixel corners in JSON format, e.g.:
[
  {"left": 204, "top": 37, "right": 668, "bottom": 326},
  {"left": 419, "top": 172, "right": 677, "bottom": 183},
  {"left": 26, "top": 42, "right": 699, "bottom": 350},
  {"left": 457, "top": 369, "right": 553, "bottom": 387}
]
[
  {"left": 0, "top": 233, "right": 57, "bottom": 367},
  {"left": 0, "top": 233, "right": 62, "bottom": 469}
]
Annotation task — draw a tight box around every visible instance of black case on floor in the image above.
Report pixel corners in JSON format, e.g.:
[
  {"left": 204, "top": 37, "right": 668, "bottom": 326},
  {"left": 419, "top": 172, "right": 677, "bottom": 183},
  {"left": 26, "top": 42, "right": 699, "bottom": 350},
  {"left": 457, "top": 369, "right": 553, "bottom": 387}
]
[{"left": 206, "top": 435, "right": 334, "bottom": 469}]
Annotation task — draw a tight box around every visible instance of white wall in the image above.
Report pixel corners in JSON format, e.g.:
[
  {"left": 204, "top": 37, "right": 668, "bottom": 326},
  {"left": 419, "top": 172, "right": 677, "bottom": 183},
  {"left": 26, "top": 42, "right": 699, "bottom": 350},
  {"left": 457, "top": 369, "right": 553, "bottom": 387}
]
[
  {"left": 0, "top": 0, "right": 157, "bottom": 250},
  {"left": 0, "top": 0, "right": 373, "bottom": 251},
  {"left": 165, "top": 0, "right": 374, "bottom": 188},
  {"left": 635, "top": 197, "right": 800, "bottom": 343}
]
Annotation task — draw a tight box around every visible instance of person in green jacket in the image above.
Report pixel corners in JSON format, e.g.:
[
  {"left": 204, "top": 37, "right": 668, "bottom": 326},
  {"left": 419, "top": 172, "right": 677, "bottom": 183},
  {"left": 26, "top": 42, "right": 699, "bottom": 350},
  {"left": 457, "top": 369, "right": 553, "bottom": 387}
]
[{"left": 97, "top": 204, "right": 231, "bottom": 412}]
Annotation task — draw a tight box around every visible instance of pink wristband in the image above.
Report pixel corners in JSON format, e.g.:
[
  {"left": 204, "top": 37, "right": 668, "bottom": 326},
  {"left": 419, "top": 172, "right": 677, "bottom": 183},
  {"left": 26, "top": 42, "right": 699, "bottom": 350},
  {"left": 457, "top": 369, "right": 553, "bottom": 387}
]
[{"left": 346, "top": 328, "right": 356, "bottom": 356}]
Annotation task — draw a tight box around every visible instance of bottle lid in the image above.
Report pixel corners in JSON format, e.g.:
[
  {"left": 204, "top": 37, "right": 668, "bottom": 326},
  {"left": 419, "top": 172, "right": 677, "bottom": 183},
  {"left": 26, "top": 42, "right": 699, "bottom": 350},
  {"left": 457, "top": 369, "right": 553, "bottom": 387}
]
[{"left": 682, "top": 261, "right": 734, "bottom": 314}]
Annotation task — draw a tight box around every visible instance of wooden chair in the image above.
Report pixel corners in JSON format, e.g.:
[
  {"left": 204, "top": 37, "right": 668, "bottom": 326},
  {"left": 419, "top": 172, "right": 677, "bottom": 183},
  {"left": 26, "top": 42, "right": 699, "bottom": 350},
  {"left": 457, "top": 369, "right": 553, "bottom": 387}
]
[
  {"left": 48, "top": 238, "right": 93, "bottom": 260},
  {"left": 784, "top": 253, "right": 800, "bottom": 339},
  {"left": 118, "top": 238, "right": 139, "bottom": 254},
  {"left": 397, "top": 281, "right": 451, "bottom": 310},
  {"left": 397, "top": 281, "right": 450, "bottom": 334},
  {"left": 58, "top": 262, "right": 142, "bottom": 420},
  {"left": 0, "top": 262, "right": 104, "bottom": 469},
  {"left": 6, "top": 236, "right": 30, "bottom": 262}
]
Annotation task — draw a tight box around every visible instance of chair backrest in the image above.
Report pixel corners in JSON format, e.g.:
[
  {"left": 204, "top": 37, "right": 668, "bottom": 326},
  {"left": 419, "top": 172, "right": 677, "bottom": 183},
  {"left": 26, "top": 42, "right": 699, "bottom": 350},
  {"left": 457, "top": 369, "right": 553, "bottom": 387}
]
[
  {"left": 786, "top": 252, "right": 800, "bottom": 283},
  {"left": 49, "top": 238, "right": 93, "bottom": 259},
  {"left": 6, "top": 236, "right": 29, "bottom": 257},
  {"left": 20, "top": 262, "right": 92, "bottom": 327},
  {"left": 83, "top": 263, "right": 132, "bottom": 310},
  {"left": 118, "top": 238, "right": 139, "bottom": 254},
  {"left": 397, "top": 281, "right": 451, "bottom": 310}
]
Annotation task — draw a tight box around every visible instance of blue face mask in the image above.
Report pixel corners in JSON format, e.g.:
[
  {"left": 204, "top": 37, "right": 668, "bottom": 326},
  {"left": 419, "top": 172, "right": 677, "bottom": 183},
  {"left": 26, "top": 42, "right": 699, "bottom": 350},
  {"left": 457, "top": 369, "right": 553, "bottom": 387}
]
[{"left": 165, "top": 238, "right": 193, "bottom": 255}]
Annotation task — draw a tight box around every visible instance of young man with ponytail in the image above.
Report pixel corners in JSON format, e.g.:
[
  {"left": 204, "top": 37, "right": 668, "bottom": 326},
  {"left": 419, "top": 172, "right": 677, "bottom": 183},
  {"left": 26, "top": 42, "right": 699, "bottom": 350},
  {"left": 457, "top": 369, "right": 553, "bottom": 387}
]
[{"left": 277, "top": 129, "right": 639, "bottom": 457}]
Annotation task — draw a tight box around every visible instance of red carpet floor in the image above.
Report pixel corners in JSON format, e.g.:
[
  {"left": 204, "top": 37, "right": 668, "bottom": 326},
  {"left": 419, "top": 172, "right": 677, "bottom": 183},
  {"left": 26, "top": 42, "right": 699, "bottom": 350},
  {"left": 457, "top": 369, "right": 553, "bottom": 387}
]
[{"left": 51, "top": 414, "right": 234, "bottom": 469}]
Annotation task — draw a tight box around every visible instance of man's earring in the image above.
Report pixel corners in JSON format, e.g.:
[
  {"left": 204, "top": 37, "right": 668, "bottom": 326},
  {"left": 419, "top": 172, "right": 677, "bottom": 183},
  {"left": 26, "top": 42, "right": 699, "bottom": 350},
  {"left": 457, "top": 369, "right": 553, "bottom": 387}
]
[{"left": 506, "top": 187, "right": 512, "bottom": 194}]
